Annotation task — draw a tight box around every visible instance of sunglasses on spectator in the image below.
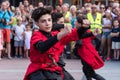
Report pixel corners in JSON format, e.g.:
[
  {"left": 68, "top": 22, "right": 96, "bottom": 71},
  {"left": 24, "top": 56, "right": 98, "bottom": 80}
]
[
  {"left": 100, "top": 7, "right": 105, "bottom": 9},
  {"left": 76, "top": 12, "right": 83, "bottom": 14}
]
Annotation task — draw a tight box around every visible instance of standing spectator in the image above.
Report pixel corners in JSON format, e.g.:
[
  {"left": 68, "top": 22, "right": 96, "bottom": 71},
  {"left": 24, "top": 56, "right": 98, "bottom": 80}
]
[
  {"left": 62, "top": 3, "right": 71, "bottom": 25},
  {"left": 69, "top": 5, "right": 77, "bottom": 58},
  {"left": 24, "top": 24, "right": 32, "bottom": 58},
  {"left": 87, "top": 4, "right": 102, "bottom": 52},
  {"left": 10, "top": 6, "right": 17, "bottom": 57},
  {"left": 0, "top": 28, "right": 3, "bottom": 60},
  {"left": 99, "top": 5, "right": 106, "bottom": 17},
  {"left": 76, "top": 10, "right": 84, "bottom": 17},
  {"left": 70, "top": 5, "right": 77, "bottom": 28},
  {"left": 55, "top": 4, "right": 62, "bottom": 13},
  {"left": 113, "top": 8, "right": 120, "bottom": 21},
  {"left": 28, "top": 5, "right": 34, "bottom": 15},
  {"left": 85, "top": 7, "right": 91, "bottom": 14},
  {"left": 38, "top": 2, "right": 44, "bottom": 8},
  {"left": 12, "top": 17, "right": 25, "bottom": 58},
  {"left": 101, "top": 10, "right": 112, "bottom": 61},
  {"left": 23, "top": 0, "right": 29, "bottom": 12},
  {"left": 15, "top": 7, "right": 21, "bottom": 17},
  {"left": 110, "top": 19, "right": 120, "bottom": 61},
  {"left": 19, "top": 4, "right": 28, "bottom": 18},
  {"left": 0, "top": 2, "right": 14, "bottom": 59},
  {"left": 87, "top": 4, "right": 102, "bottom": 34}
]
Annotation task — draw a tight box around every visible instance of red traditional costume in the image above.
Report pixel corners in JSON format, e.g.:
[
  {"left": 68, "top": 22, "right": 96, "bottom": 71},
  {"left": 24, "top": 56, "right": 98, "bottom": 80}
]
[
  {"left": 24, "top": 29, "right": 79, "bottom": 80},
  {"left": 78, "top": 30, "right": 104, "bottom": 70}
]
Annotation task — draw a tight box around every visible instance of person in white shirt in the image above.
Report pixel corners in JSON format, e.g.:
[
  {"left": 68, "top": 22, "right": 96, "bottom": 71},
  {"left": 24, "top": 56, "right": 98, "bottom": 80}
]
[
  {"left": 12, "top": 17, "right": 25, "bottom": 58},
  {"left": 23, "top": 24, "right": 32, "bottom": 58},
  {"left": 101, "top": 10, "right": 112, "bottom": 61}
]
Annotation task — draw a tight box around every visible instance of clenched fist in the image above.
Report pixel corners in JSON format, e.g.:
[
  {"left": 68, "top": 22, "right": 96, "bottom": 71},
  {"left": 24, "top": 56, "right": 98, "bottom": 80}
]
[{"left": 57, "top": 24, "right": 72, "bottom": 40}]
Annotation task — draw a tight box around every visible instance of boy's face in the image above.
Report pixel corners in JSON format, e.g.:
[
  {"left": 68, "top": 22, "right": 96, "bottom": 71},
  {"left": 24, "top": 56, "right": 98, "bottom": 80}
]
[
  {"left": 82, "top": 19, "right": 91, "bottom": 27},
  {"left": 113, "top": 20, "right": 119, "bottom": 27},
  {"left": 57, "top": 17, "right": 64, "bottom": 24},
  {"left": 75, "top": 19, "right": 90, "bottom": 28},
  {"left": 26, "top": 26, "right": 31, "bottom": 31},
  {"left": 37, "top": 14, "right": 52, "bottom": 33},
  {"left": 75, "top": 20, "right": 81, "bottom": 28},
  {"left": 18, "top": 19, "right": 22, "bottom": 25}
]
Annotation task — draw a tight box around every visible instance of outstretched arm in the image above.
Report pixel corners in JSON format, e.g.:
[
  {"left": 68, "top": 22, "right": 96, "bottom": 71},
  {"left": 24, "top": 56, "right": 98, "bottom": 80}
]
[
  {"left": 34, "top": 25, "right": 72, "bottom": 52},
  {"left": 52, "top": 24, "right": 64, "bottom": 31}
]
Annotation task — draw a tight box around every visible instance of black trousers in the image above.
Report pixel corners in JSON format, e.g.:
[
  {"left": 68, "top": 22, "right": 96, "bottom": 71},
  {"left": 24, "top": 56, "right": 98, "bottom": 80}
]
[
  {"left": 62, "top": 68, "right": 75, "bottom": 80},
  {"left": 28, "top": 70, "right": 62, "bottom": 80},
  {"left": 28, "top": 69, "right": 75, "bottom": 80},
  {"left": 81, "top": 59, "right": 96, "bottom": 79}
]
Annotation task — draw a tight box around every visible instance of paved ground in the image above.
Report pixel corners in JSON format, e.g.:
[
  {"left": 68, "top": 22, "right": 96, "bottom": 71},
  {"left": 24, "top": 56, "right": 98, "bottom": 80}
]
[
  {"left": 0, "top": 58, "right": 83, "bottom": 80},
  {"left": 0, "top": 58, "right": 120, "bottom": 80},
  {"left": 82, "top": 60, "right": 120, "bottom": 80}
]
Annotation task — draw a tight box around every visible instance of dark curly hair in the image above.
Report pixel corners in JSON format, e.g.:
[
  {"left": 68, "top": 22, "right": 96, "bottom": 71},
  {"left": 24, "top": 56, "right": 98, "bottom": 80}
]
[
  {"left": 76, "top": 16, "right": 87, "bottom": 24},
  {"left": 31, "top": 7, "right": 51, "bottom": 22},
  {"left": 51, "top": 12, "right": 63, "bottom": 23}
]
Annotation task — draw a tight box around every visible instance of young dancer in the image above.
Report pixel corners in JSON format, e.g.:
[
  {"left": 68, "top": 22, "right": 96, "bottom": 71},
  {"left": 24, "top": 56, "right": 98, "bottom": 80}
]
[
  {"left": 52, "top": 12, "right": 75, "bottom": 80},
  {"left": 75, "top": 16, "right": 105, "bottom": 80}
]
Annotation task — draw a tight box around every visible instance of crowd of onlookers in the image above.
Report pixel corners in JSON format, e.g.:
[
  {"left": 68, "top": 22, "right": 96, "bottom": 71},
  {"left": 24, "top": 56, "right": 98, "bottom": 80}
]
[{"left": 0, "top": 0, "right": 120, "bottom": 61}]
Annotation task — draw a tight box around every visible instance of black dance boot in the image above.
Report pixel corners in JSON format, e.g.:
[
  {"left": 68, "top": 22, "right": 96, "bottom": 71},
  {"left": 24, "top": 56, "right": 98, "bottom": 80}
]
[
  {"left": 87, "top": 77, "right": 92, "bottom": 80},
  {"left": 91, "top": 73, "right": 105, "bottom": 80}
]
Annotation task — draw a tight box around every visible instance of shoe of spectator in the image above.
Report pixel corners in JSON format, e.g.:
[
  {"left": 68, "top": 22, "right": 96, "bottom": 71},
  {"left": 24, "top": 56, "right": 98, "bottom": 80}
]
[
  {"left": 14, "top": 55, "right": 18, "bottom": 58},
  {"left": 19, "top": 55, "right": 23, "bottom": 58},
  {"left": 8, "top": 56, "right": 12, "bottom": 59},
  {"left": 113, "top": 59, "right": 119, "bottom": 61}
]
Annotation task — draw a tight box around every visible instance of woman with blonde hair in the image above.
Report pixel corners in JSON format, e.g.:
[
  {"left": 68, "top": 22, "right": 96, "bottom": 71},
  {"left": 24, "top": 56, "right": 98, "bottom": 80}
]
[
  {"left": 101, "top": 10, "right": 112, "bottom": 61},
  {"left": 70, "top": 5, "right": 77, "bottom": 28}
]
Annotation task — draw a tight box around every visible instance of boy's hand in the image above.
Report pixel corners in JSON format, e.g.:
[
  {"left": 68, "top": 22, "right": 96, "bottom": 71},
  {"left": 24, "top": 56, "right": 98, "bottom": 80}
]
[
  {"left": 93, "top": 28, "right": 100, "bottom": 36},
  {"left": 57, "top": 25, "right": 72, "bottom": 40},
  {"left": 82, "top": 19, "right": 91, "bottom": 28}
]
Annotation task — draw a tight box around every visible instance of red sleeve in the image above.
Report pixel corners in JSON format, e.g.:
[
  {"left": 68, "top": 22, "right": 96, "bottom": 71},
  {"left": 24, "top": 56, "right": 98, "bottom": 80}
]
[{"left": 31, "top": 31, "right": 45, "bottom": 47}]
